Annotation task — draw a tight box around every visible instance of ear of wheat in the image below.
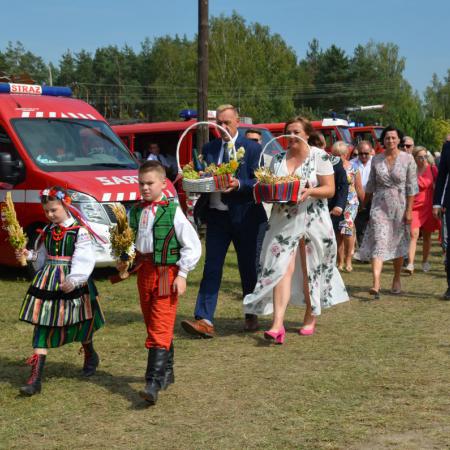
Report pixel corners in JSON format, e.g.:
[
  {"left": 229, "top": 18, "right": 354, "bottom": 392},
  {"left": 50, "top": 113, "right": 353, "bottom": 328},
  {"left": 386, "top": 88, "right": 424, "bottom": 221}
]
[
  {"left": 1, "top": 192, "right": 28, "bottom": 266},
  {"left": 109, "top": 203, "right": 135, "bottom": 279}
]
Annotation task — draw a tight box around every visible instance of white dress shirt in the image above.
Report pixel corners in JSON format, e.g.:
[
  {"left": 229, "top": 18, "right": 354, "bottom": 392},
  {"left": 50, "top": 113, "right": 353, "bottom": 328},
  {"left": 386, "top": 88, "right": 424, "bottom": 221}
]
[
  {"left": 209, "top": 132, "right": 239, "bottom": 211},
  {"left": 351, "top": 157, "right": 372, "bottom": 190},
  {"left": 134, "top": 203, "right": 202, "bottom": 278}
]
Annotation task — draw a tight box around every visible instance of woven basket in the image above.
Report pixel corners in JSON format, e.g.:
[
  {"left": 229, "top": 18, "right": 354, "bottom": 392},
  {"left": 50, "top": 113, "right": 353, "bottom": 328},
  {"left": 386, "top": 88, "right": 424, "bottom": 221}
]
[
  {"left": 253, "top": 134, "right": 309, "bottom": 204},
  {"left": 177, "top": 121, "right": 236, "bottom": 194}
]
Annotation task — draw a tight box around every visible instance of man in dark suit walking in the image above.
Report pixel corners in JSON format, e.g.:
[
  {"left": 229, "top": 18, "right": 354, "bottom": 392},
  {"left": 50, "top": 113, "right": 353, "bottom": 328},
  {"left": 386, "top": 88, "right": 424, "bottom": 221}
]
[
  {"left": 181, "top": 105, "right": 268, "bottom": 337},
  {"left": 433, "top": 140, "right": 450, "bottom": 299}
]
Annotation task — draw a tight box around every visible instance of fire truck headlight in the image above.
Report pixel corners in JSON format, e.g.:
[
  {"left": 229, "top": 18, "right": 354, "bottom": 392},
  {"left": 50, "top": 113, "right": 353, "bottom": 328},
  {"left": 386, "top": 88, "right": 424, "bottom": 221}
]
[{"left": 68, "top": 190, "right": 109, "bottom": 225}]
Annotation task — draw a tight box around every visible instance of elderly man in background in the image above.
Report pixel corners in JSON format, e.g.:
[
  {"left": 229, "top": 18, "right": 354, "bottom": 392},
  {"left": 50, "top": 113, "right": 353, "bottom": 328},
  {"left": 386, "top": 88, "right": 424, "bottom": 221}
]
[
  {"left": 401, "top": 136, "right": 415, "bottom": 154},
  {"left": 352, "top": 140, "right": 374, "bottom": 251}
]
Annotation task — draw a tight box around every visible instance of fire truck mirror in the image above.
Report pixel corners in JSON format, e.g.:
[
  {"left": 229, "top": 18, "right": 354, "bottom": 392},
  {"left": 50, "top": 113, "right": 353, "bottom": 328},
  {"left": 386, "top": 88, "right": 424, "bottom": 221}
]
[{"left": 0, "top": 152, "right": 25, "bottom": 185}]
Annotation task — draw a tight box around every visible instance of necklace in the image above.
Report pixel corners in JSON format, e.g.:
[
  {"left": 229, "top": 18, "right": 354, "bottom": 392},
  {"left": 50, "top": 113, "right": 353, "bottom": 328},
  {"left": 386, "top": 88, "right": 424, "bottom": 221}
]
[{"left": 51, "top": 225, "right": 66, "bottom": 241}]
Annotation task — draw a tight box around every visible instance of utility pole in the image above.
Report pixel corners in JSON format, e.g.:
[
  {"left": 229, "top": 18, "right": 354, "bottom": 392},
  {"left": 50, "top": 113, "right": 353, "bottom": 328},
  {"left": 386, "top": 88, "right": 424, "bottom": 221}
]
[{"left": 197, "top": 0, "right": 209, "bottom": 150}]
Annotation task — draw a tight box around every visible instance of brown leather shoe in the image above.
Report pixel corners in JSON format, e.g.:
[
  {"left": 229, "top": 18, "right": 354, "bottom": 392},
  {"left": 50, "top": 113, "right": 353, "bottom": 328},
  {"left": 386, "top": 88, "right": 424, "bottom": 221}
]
[
  {"left": 244, "top": 315, "right": 259, "bottom": 332},
  {"left": 181, "top": 319, "right": 215, "bottom": 338}
]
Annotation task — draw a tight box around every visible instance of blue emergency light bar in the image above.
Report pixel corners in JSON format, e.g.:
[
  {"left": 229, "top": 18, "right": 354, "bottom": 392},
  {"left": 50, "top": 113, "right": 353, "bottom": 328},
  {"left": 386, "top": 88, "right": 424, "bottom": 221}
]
[
  {"left": 179, "top": 109, "right": 197, "bottom": 120},
  {"left": 0, "top": 82, "right": 72, "bottom": 97}
]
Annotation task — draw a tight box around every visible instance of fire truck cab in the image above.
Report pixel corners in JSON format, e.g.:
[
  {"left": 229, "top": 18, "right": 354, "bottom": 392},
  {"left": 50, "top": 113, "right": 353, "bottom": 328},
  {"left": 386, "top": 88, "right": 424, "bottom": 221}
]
[
  {"left": 0, "top": 83, "right": 174, "bottom": 268},
  {"left": 349, "top": 125, "right": 384, "bottom": 153}
]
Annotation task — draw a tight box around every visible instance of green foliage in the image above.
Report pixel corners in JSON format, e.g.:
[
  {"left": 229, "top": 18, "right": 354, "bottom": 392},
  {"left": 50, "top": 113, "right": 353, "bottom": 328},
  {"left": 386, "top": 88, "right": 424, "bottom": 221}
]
[{"left": 0, "top": 13, "right": 449, "bottom": 150}]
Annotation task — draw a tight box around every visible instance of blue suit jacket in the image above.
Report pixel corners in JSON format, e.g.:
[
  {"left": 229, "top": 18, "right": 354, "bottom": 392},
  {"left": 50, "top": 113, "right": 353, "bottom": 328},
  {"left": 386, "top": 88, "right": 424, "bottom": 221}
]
[
  {"left": 194, "top": 134, "right": 267, "bottom": 225},
  {"left": 433, "top": 141, "right": 450, "bottom": 207},
  {"left": 328, "top": 157, "right": 349, "bottom": 211}
]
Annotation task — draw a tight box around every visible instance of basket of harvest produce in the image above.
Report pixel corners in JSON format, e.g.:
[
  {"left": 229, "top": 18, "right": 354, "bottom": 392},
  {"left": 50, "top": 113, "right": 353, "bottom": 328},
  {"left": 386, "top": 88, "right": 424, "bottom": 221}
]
[
  {"left": 253, "top": 134, "right": 308, "bottom": 204},
  {"left": 176, "top": 121, "right": 243, "bottom": 193}
]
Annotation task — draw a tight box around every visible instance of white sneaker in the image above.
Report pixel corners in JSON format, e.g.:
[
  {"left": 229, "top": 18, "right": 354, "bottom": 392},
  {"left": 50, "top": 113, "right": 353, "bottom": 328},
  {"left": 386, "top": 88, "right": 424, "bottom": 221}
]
[
  {"left": 353, "top": 251, "right": 361, "bottom": 261},
  {"left": 422, "top": 261, "right": 431, "bottom": 272},
  {"left": 404, "top": 263, "right": 414, "bottom": 274}
]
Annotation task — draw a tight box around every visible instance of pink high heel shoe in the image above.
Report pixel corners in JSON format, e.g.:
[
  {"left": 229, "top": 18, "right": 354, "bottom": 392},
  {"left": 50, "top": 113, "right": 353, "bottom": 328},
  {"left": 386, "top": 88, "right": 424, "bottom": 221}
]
[
  {"left": 264, "top": 326, "right": 286, "bottom": 344},
  {"left": 299, "top": 318, "right": 316, "bottom": 336}
]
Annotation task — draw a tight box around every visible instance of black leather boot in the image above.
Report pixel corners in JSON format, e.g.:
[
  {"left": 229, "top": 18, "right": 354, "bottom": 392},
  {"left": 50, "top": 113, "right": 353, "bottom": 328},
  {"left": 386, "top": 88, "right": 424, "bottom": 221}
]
[
  {"left": 20, "top": 354, "right": 46, "bottom": 396},
  {"left": 162, "top": 342, "right": 175, "bottom": 390},
  {"left": 81, "top": 341, "right": 99, "bottom": 377},
  {"left": 140, "top": 347, "right": 169, "bottom": 405}
]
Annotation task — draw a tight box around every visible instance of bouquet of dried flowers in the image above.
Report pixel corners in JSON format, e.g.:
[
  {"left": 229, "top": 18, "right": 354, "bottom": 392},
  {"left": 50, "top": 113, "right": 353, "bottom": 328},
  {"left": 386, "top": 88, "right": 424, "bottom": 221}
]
[
  {"left": 109, "top": 203, "right": 135, "bottom": 279},
  {"left": 1, "top": 192, "right": 28, "bottom": 266}
]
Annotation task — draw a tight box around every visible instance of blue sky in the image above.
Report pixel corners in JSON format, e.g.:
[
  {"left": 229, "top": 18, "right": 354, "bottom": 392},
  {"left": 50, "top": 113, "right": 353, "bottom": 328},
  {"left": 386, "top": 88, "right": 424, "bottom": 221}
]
[{"left": 1, "top": 0, "right": 448, "bottom": 95}]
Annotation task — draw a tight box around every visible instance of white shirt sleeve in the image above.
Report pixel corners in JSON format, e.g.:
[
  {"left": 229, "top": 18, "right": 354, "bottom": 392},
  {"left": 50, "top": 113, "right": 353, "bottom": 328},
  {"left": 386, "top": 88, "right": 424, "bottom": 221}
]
[
  {"left": 173, "top": 207, "right": 202, "bottom": 278},
  {"left": 315, "top": 148, "right": 334, "bottom": 176},
  {"left": 66, "top": 227, "right": 95, "bottom": 286}
]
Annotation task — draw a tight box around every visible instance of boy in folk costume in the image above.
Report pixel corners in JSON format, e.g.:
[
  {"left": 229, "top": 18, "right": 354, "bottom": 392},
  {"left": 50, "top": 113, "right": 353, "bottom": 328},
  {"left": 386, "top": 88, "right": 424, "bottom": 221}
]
[
  {"left": 120, "top": 161, "right": 201, "bottom": 405},
  {"left": 16, "top": 187, "right": 105, "bottom": 396}
]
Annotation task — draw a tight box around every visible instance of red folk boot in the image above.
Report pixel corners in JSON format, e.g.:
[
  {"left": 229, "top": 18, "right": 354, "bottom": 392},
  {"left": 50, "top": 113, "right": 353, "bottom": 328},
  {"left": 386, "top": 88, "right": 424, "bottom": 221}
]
[{"left": 20, "top": 354, "right": 46, "bottom": 396}]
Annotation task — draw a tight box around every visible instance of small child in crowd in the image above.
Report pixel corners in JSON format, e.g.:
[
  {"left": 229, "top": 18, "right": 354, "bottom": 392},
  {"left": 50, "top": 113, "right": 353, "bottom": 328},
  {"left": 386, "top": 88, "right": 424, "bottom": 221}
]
[
  {"left": 17, "top": 187, "right": 105, "bottom": 396},
  {"left": 119, "top": 161, "right": 201, "bottom": 405}
]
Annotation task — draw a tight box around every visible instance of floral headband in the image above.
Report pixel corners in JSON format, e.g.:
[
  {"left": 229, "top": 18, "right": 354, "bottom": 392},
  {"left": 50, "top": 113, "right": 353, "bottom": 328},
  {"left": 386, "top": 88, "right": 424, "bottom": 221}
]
[{"left": 40, "top": 188, "right": 72, "bottom": 205}]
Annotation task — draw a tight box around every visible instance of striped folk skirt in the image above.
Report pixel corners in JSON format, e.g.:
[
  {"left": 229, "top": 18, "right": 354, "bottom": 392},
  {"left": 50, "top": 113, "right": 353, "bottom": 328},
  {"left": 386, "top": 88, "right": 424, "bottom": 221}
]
[{"left": 31, "top": 280, "right": 105, "bottom": 349}]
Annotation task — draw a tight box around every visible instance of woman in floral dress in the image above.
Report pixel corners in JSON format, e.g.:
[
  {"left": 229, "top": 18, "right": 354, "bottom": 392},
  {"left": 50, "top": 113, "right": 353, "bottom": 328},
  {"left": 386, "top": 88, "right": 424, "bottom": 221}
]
[
  {"left": 359, "top": 126, "right": 418, "bottom": 298},
  {"left": 243, "top": 117, "right": 349, "bottom": 343},
  {"left": 331, "top": 141, "right": 364, "bottom": 272}
]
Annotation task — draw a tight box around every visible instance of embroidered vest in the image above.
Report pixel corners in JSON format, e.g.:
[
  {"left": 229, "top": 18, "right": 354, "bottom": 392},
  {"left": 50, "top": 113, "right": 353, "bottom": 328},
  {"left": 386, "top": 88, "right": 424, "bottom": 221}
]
[
  {"left": 41, "top": 221, "right": 81, "bottom": 257},
  {"left": 129, "top": 200, "right": 181, "bottom": 265}
]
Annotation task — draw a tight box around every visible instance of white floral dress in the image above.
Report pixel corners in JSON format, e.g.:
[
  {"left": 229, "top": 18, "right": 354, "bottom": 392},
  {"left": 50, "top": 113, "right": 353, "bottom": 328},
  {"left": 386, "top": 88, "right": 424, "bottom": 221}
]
[{"left": 243, "top": 147, "right": 349, "bottom": 317}]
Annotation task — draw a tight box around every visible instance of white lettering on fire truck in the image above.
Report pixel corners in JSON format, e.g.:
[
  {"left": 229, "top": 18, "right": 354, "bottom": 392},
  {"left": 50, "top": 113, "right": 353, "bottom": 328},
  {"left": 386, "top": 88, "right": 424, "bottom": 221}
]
[
  {"left": 10, "top": 83, "right": 43, "bottom": 95},
  {"left": 95, "top": 176, "right": 139, "bottom": 186}
]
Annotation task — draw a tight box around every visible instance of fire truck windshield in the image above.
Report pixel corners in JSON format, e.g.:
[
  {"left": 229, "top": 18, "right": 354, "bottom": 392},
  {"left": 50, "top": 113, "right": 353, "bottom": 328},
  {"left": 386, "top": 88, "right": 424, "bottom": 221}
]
[
  {"left": 12, "top": 119, "right": 138, "bottom": 172},
  {"left": 337, "top": 127, "right": 352, "bottom": 145}
]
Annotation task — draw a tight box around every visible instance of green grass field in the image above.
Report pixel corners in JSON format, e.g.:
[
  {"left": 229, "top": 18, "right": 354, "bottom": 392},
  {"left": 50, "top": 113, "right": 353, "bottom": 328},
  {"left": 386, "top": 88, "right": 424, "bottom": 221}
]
[{"left": 1, "top": 242, "right": 449, "bottom": 449}]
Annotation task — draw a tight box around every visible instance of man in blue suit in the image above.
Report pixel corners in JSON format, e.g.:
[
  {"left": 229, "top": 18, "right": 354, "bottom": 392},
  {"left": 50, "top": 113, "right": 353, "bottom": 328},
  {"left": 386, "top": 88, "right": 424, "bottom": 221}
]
[
  {"left": 181, "top": 105, "right": 268, "bottom": 337},
  {"left": 433, "top": 140, "right": 450, "bottom": 300}
]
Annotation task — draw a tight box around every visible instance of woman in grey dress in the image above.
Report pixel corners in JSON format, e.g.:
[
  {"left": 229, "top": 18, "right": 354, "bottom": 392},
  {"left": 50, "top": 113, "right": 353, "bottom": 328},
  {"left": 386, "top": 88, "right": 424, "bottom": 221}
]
[{"left": 360, "top": 126, "right": 418, "bottom": 298}]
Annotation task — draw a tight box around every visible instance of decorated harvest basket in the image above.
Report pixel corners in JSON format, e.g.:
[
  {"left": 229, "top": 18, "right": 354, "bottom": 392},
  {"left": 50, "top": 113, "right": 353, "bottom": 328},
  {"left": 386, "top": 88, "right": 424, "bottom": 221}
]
[
  {"left": 176, "top": 121, "right": 236, "bottom": 193},
  {"left": 254, "top": 179, "right": 302, "bottom": 204},
  {"left": 253, "top": 134, "right": 308, "bottom": 204}
]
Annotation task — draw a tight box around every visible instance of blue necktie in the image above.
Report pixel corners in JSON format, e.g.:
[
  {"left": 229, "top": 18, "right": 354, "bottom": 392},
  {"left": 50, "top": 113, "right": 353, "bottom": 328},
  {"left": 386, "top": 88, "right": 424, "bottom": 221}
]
[{"left": 222, "top": 142, "right": 229, "bottom": 163}]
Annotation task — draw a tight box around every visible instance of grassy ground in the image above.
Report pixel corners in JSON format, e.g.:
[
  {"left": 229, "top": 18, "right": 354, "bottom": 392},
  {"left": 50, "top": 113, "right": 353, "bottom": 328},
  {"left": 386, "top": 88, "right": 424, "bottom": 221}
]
[{"left": 1, "top": 241, "right": 449, "bottom": 450}]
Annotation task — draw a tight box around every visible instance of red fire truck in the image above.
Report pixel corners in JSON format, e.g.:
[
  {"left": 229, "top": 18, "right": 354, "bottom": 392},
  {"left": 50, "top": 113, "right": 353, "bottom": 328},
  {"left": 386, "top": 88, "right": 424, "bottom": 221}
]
[{"left": 0, "top": 82, "right": 175, "bottom": 268}]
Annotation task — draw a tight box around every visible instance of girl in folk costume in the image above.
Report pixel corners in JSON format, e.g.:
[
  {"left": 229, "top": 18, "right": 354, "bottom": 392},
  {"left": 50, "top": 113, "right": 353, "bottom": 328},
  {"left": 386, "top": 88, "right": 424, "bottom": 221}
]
[
  {"left": 17, "top": 187, "right": 105, "bottom": 396},
  {"left": 118, "top": 161, "right": 201, "bottom": 405}
]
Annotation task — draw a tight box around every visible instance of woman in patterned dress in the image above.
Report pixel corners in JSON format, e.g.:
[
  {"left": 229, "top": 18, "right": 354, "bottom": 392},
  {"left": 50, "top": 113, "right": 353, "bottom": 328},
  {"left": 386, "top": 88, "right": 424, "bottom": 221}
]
[
  {"left": 243, "top": 117, "right": 349, "bottom": 343},
  {"left": 331, "top": 141, "right": 364, "bottom": 272},
  {"left": 359, "top": 126, "right": 418, "bottom": 298},
  {"left": 16, "top": 187, "right": 105, "bottom": 396}
]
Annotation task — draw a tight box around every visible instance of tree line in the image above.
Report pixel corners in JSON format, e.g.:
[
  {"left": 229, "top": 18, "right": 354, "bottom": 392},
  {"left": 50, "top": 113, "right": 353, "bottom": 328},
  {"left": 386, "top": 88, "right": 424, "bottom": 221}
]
[{"left": 1, "top": 13, "right": 449, "bottom": 150}]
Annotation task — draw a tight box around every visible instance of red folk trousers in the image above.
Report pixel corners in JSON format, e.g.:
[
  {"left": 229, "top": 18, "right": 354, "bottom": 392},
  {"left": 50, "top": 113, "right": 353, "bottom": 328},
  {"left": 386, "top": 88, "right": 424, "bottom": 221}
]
[{"left": 137, "top": 259, "right": 178, "bottom": 351}]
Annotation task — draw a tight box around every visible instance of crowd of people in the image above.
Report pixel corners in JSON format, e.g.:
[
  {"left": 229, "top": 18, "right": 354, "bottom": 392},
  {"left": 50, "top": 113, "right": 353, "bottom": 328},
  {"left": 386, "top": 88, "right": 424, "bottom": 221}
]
[{"left": 14, "top": 103, "right": 450, "bottom": 407}]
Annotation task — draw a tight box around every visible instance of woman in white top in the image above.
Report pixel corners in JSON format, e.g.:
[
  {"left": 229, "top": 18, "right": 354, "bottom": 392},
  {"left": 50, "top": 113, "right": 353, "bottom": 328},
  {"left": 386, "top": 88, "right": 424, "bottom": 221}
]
[{"left": 244, "top": 117, "right": 349, "bottom": 343}]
